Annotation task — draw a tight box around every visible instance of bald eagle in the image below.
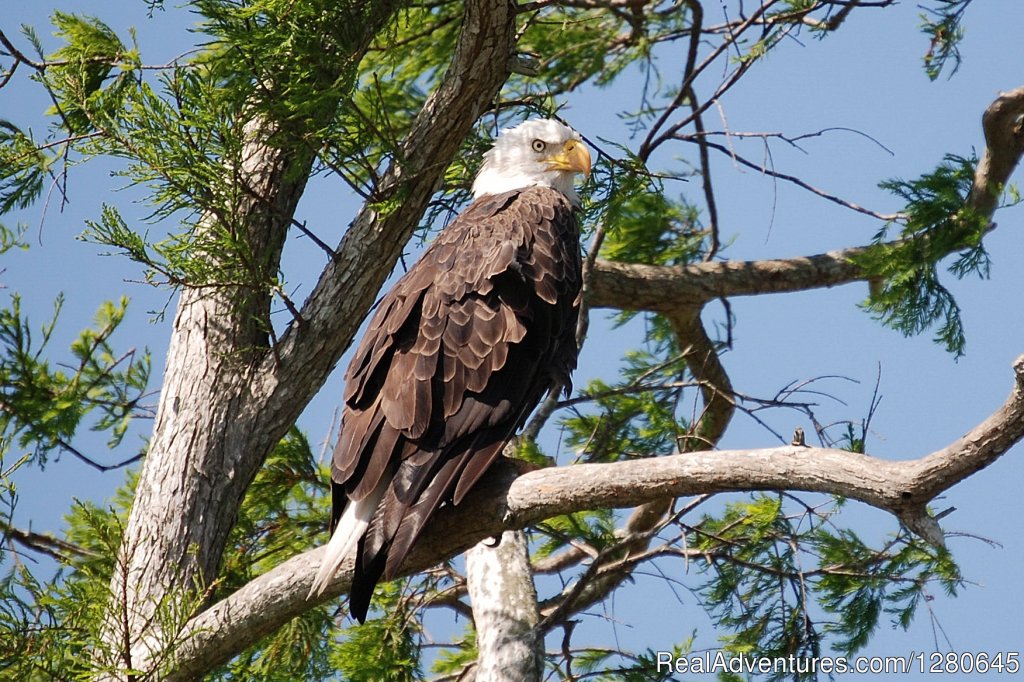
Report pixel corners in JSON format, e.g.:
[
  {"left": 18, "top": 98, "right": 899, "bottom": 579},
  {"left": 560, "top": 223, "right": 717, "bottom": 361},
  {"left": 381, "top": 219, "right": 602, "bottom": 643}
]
[{"left": 309, "top": 119, "right": 591, "bottom": 622}]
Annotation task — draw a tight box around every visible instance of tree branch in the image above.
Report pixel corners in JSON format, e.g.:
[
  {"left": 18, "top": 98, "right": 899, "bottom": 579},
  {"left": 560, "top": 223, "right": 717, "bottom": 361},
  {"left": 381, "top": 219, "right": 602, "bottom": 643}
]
[
  {"left": 587, "top": 245, "right": 868, "bottom": 311},
  {"left": 670, "top": 308, "right": 734, "bottom": 447},
  {"left": 589, "top": 86, "right": 1024, "bottom": 314},
  {"left": 970, "top": 86, "right": 1024, "bottom": 216},
  {"left": 2, "top": 524, "right": 96, "bottom": 562},
  {"left": 163, "top": 355, "right": 1024, "bottom": 679}
]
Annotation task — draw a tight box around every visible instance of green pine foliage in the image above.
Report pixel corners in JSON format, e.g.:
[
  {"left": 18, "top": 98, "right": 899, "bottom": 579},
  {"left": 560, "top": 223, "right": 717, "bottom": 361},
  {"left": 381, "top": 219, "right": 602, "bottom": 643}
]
[
  {"left": 534, "top": 508, "right": 617, "bottom": 559},
  {"left": 331, "top": 582, "right": 424, "bottom": 682},
  {"left": 855, "top": 154, "right": 991, "bottom": 356},
  {"left": 45, "top": 12, "right": 140, "bottom": 136},
  {"left": 920, "top": 0, "right": 974, "bottom": 81},
  {"left": 598, "top": 174, "right": 705, "bottom": 269},
  {"left": 0, "top": 123, "right": 51, "bottom": 215},
  {"left": 0, "top": 550, "right": 110, "bottom": 681},
  {"left": 0, "top": 294, "right": 149, "bottom": 466},
  {"left": 0, "top": 481, "right": 186, "bottom": 681},
  {"left": 693, "top": 495, "right": 962, "bottom": 681},
  {"left": 430, "top": 627, "right": 477, "bottom": 679},
  {"left": 814, "top": 527, "right": 961, "bottom": 654}
]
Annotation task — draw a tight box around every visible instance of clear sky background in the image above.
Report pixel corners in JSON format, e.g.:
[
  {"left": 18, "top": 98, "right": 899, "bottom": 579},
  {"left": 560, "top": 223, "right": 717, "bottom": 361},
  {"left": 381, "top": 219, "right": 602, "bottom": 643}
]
[{"left": 3, "top": 1, "right": 1024, "bottom": 679}]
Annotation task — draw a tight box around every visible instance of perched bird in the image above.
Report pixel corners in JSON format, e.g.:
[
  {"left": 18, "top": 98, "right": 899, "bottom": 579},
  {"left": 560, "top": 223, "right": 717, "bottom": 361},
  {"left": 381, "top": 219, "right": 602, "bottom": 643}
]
[{"left": 309, "top": 119, "right": 591, "bottom": 622}]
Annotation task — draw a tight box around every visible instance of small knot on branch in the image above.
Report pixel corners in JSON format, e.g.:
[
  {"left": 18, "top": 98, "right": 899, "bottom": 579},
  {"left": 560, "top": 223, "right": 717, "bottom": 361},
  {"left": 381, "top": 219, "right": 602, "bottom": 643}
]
[{"left": 897, "top": 504, "right": 946, "bottom": 549}]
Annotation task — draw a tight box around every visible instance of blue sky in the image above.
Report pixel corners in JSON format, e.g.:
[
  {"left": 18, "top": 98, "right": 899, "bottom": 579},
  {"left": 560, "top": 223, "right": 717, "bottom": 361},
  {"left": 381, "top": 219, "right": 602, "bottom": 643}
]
[{"left": 4, "top": 1, "right": 1024, "bottom": 678}]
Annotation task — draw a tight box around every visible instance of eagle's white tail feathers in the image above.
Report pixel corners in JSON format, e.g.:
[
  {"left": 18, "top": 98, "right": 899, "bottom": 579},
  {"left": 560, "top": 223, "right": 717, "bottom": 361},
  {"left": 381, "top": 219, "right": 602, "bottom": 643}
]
[{"left": 308, "top": 479, "right": 387, "bottom": 599}]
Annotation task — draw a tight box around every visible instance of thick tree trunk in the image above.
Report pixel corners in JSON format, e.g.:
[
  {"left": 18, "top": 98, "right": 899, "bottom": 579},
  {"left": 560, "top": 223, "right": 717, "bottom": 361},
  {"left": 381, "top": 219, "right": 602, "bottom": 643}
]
[
  {"left": 97, "top": 117, "right": 318, "bottom": 675},
  {"left": 465, "top": 531, "right": 543, "bottom": 682}
]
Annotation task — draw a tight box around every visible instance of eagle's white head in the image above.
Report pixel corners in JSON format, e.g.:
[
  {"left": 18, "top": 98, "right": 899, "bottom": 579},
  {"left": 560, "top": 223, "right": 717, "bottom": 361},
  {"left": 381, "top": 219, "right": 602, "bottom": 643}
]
[{"left": 472, "top": 119, "right": 591, "bottom": 204}]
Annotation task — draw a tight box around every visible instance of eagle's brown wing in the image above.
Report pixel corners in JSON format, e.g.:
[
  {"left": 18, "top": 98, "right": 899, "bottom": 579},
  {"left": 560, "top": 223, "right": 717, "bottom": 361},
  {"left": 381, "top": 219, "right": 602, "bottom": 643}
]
[{"left": 331, "top": 186, "right": 581, "bottom": 622}]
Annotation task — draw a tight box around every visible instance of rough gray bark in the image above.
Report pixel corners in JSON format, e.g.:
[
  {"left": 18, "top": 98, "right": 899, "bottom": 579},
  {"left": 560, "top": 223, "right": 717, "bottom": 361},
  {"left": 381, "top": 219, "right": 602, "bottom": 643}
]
[
  {"left": 160, "top": 354, "right": 1024, "bottom": 678},
  {"left": 465, "top": 531, "right": 543, "bottom": 682},
  {"left": 96, "top": 1, "right": 518, "bottom": 677},
  {"left": 99, "top": 114, "right": 322, "bottom": 675}
]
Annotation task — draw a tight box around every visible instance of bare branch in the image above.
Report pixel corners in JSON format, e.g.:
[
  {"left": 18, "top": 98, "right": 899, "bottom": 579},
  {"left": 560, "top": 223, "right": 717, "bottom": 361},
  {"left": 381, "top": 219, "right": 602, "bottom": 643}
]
[
  {"left": 2, "top": 524, "right": 97, "bottom": 562},
  {"left": 587, "top": 244, "right": 868, "bottom": 311},
  {"left": 684, "top": 135, "right": 900, "bottom": 221},
  {"left": 669, "top": 308, "right": 734, "bottom": 447}
]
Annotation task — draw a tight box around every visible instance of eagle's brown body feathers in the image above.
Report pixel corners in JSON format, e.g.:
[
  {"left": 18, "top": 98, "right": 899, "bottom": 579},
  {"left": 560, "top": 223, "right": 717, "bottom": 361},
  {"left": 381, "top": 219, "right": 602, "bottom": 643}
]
[{"left": 332, "top": 186, "right": 582, "bottom": 621}]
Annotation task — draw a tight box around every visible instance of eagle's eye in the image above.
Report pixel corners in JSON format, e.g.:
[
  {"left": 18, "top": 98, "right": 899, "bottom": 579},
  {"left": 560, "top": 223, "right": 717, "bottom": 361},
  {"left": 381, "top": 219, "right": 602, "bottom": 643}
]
[{"left": 531, "top": 139, "right": 546, "bottom": 153}]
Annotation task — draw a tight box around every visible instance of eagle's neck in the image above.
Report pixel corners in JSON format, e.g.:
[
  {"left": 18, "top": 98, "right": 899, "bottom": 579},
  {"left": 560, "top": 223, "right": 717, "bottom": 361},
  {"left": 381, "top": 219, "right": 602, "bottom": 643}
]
[{"left": 471, "top": 170, "right": 580, "bottom": 207}]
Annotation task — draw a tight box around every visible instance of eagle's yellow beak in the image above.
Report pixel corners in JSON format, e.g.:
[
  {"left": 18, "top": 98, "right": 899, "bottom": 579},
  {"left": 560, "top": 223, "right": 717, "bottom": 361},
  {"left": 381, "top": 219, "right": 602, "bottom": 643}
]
[{"left": 545, "top": 139, "right": 592, "bottom": 177}]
